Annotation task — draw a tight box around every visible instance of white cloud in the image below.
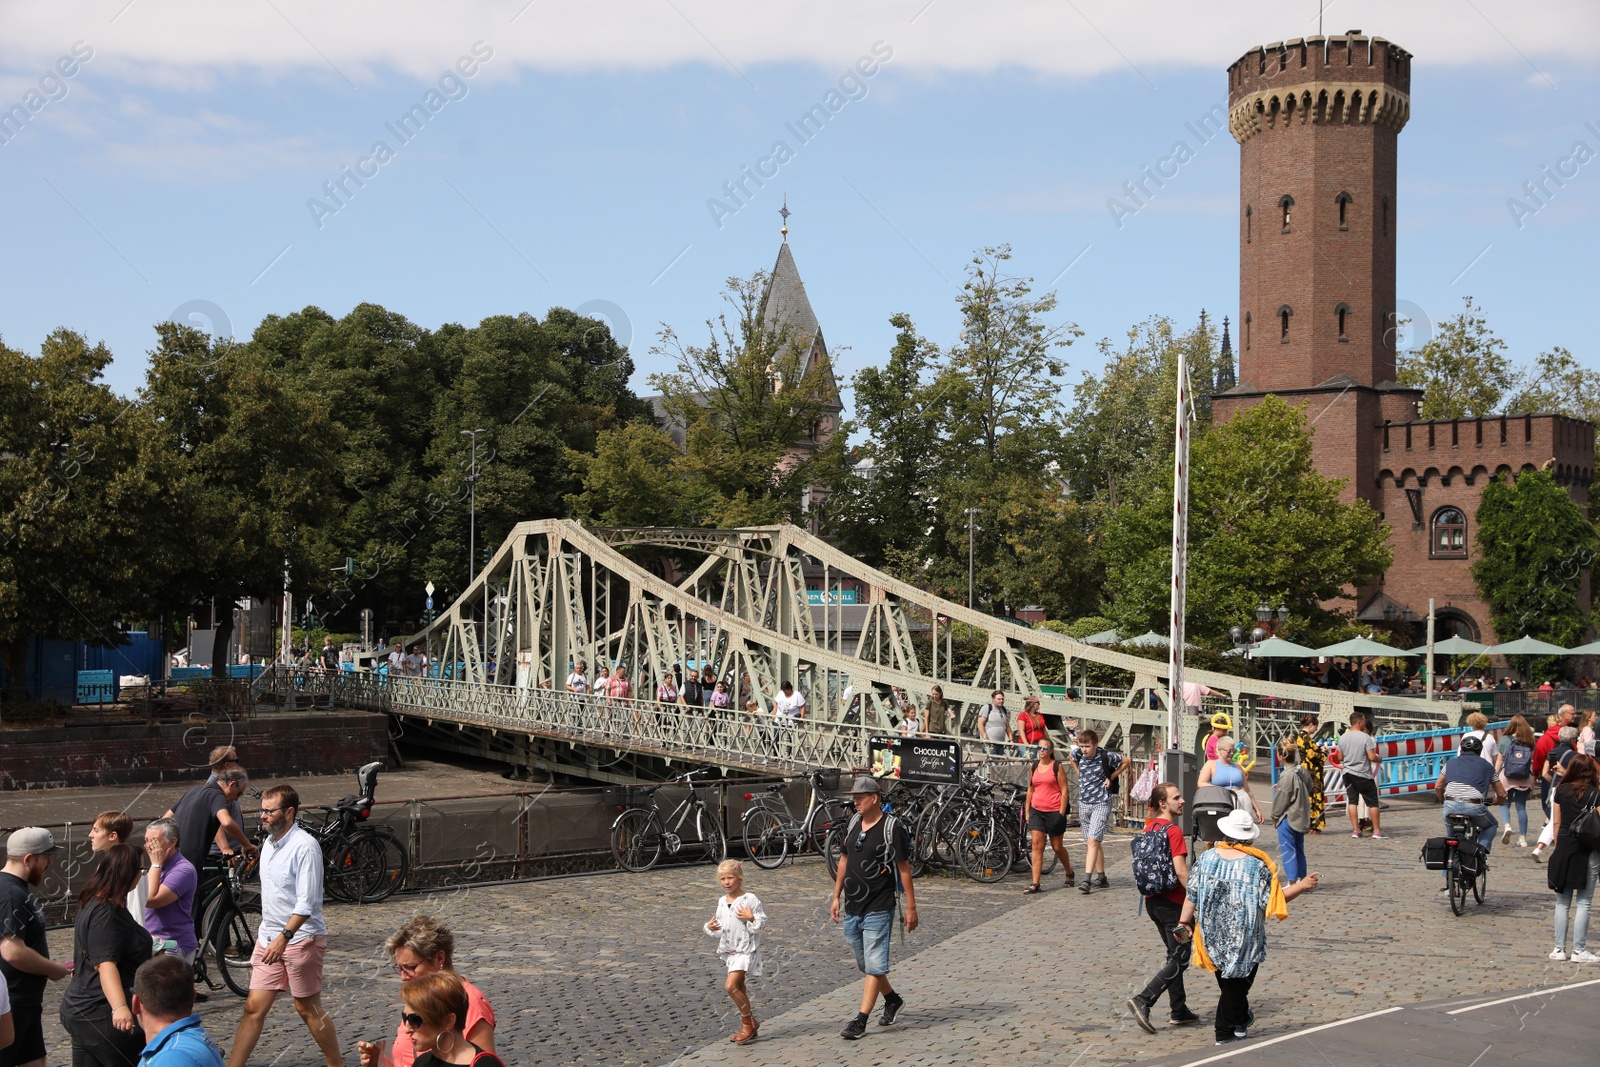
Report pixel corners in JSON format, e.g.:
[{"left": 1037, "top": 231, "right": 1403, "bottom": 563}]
[{"left": 0, "top": 0, "right": 1594, "bottom": 85}]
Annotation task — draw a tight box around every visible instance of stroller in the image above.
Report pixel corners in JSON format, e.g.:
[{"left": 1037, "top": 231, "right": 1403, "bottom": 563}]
[{"left": 1190, "top": 785, "right": 1241, "bottom": 845}]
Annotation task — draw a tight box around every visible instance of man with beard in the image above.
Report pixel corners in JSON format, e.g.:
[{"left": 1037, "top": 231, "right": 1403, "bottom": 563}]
[{"left": 0, "top": 829, "right": 70, "bottom": 1067}]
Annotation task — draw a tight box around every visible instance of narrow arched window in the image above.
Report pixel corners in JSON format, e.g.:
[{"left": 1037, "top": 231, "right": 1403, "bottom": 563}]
[
  {"left": 1278, "top": 305, "right": 1293, "bottom": 342},
  {"left": 1279, "top": 194, "right": 1294, "bottom": 232},
  {"left": 1382, "top": 196, "right": 1389, "bottom": 236},
  {"left": 1335, "top": 302, "right": 1351, "bottom": 341},
  {"left": 1243, "top": 312, "right": 1251, "bottom": 350},
  {"left": 1245, "top": 204, "right": 1252, "bottom": 243},
  {"left": 1336, "top": 191, "right": 1352, "bottom": 230},
  {"left": 1431, "top": 507, "right": 1467, "bottom": 558}
]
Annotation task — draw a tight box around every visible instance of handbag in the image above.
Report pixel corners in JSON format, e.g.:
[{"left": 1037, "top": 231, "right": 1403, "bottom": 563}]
[
  {"left": 1129, "top": 758, "right": 1159, "bottom": 804},
  {"left": 1571, "top": 788, "right": 1600, "bottom": 852}
]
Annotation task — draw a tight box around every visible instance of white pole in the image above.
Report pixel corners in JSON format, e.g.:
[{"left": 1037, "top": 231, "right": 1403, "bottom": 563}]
[
  {"left": 1426, "top": 597, "right": 1437, "bottom": 702},
  {"left": 281, "top": 559, "right": 292, "bottom": 665},
  {"left": 1166, "top": 344, "right": 1193, "bottom": 749}
]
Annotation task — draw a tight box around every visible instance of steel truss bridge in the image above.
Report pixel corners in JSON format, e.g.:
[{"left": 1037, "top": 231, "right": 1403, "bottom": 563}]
[{"left": 259, "top": 520, "right": 1459, "bottom": 783}]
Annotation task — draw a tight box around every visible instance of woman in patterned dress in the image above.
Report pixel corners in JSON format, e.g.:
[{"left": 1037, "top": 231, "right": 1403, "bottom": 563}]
[{"left": 1290, "top": 714, "right": 1327, "bottom": 833}]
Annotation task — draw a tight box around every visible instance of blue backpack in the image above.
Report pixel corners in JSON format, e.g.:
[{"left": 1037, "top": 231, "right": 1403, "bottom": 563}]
[
  {"left": 1503, "top": 742, "right": 1534, "bottom": 780},
  {"left": 1131, "top": 823, "right": 1180, "bottom": 896}
]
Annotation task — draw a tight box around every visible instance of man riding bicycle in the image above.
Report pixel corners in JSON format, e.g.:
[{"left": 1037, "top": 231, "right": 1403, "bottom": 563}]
[{"left": 1431, "top": 735, "right": 1507, "bottom": 884}]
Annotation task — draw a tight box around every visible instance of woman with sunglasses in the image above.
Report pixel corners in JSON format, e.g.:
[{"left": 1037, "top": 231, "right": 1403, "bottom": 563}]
[
  {"left": 368, "top": 973, "right": 504, "bottom": 1067},
  {"left": 360, "top": 916, "right": 495, "bottom": 1067}
]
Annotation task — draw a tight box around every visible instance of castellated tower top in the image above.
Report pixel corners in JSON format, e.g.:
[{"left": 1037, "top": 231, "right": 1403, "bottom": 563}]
[{"left": 1228, "top": 34, "right": 1411, "bottom": 144}]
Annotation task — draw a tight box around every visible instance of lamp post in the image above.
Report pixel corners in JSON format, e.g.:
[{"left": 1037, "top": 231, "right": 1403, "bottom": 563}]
[
  {"left": 1232, "top": 604, "right": 1290, "bottom": 681},
  {"left": 963, "top": 508, "right": 981, "bottom": 610},
  {"left": 459, "top": 428, "right": 487, "bottom": 584}
]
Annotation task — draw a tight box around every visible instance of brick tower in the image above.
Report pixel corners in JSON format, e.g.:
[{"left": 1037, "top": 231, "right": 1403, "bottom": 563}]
[{"left": 1214, "top": 33, "right": 1595, "bottom": 644}]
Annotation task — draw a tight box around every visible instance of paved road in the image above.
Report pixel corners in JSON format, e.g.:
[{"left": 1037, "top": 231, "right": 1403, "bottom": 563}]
[{"left": 36, "top": 797, "right": 1593, "bottom": 1067}]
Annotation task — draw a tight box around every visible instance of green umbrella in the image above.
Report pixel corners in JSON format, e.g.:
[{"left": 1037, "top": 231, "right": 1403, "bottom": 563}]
[
  {"left": 1314, "top": 636, "right": 1416, "bottom": 659},
  {"left": 1123, "top": 630, "right": 1197, "bottom": 650},
  {"left": 1251, "top": 636, "right": 1320, "bottom": 657},
  {"left": 1081, "top": 628, "right": 1120, "bottom": 646},
  {"left": 1407, "top": 636, "right": 1489, "bottom": 656},
  {"left": 1484, "top": 635, "right": 1571, "bottom": 656},
  {"left": 1563, "top": 639, "right": 1600, "bottom": 656}
]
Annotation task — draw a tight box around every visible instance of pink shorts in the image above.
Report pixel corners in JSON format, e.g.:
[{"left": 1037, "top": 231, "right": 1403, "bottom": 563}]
[{"left": 249, "top": 934, "right": 327, "bottom": 998}]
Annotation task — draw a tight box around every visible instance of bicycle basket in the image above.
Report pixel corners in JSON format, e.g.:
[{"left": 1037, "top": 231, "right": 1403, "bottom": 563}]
[
  {"left": 816, "top": 768, "right": 842, "bottom": 791},
  {"left": 1420, "top": 837, "right": 1449, "bottom": 870}
]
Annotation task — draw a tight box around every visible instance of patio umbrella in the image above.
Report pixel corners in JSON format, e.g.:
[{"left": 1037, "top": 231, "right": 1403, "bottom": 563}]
[
  {"left": 1251, "top": 636, "right": 1320, "bottom": 658},
  {"left": 1563, "top": 639, "right": 1600, "bottom": 656},
  {"left": 1314, "top": 636, "right": 1417, "bottom": 659},
  {"left": 1081, "top": 628, "right": 1120, "bottom": 645},
  {"left": 1483, "top": 635, "right": 1571, "bottom": 656},
  {"left": 1407, "top": 636, "right": 1489, "bottom": 657},
  {"left": 1122, "top": 631, "right": 1198, "bottom": 650}
]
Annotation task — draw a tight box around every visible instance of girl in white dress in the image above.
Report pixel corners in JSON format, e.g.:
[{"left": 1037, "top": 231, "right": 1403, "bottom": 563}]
[{"left": 704, "top": 859, "right": 766, "bottom": 1044}]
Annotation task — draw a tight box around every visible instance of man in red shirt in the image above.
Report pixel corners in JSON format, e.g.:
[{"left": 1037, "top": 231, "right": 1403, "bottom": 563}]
[
  {"left": 1127, "top": 784, "right": 1200, "bottom": 1034},
  {"left": 1532, "top": 704, "right": 1576, "bottom": 820}
]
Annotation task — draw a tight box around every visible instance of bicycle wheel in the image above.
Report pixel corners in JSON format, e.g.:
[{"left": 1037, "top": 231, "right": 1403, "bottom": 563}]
[
  {"left": 361, "top": 829, "right": 410, "bottom": 903},
  {"left": 207, "top": 899, "right": 260, "bottom": 998},
  {"left": 698, "top": 811, "right": 728, "bottom": 865},
  {"left": 957, "top": 816, "right": 1011, "bottom": 884},
  {"left": 324, "top": 833, "right": 382, "bottom": 902},
  {"left": 1447, "top": 856, "right": 1466, "bottom": 916},
  {"left": 1473, "top": 861, "right": 1487, "bottom": 904},
  {"left": 824, "top": 822, "right": 846, "bottom": 880},
  {"left": 743, "top": 809, "right": 789, "bottom": 869},
  {"left": 611, "top": 809, "right": 662, "bottom": 872}
]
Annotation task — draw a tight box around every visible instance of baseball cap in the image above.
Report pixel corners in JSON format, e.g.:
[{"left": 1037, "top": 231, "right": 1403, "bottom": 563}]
[
  {"left": 6, "top": 827, "right": 60, "bottom": 857},
  {"left": 1216, "top": 809, "right": 1260, "bottom": 843},
  {"left": 849, "top": 776, "right": 883, "bottom": 795}
]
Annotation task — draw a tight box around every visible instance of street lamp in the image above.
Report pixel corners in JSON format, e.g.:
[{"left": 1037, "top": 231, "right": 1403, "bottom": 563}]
[
  {"left": 963, "top": 508, "right": 981, "bottom": 610},
  {"left": 459, "top": 428, "right": 487, "bottom": 584}
]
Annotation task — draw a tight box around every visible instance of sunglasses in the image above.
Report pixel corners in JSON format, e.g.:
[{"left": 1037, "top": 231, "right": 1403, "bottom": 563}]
[
  {"left": 853, "top": 831, "right": 867, "bottom": 852},
  {"left": 399, "top": 1011, "right": 426, "bottom": 1029}
]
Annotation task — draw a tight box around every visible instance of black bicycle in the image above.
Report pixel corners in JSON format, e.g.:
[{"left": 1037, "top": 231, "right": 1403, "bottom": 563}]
[
  {"left": 740, "top": 769, "right": 854, "bottom": 870},
  {"left": 301, "top": 761, "right": 410, "bottom": 903},
  {"left": 1444, "top": 813, "right": 1489, "bottom": 916},
  {"left": 611, "top": 768, "right": 728, "bottom": 872},
  {"left": 192, "top": 855, "right": 258, "bottom": 998}
]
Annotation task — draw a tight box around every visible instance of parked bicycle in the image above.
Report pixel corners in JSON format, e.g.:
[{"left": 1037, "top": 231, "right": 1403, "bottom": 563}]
[
  {"left": 740, "top": 769, "right": 854, "bottom": 870},
  {"left": 611, "top": 768, "right": 728, "bottom": 872},
  {"left": 299, "top": 761, "right": 410, "bottom": 903},
  {"left": 192, "top": 855, "right": 258, "bottom": 998}
]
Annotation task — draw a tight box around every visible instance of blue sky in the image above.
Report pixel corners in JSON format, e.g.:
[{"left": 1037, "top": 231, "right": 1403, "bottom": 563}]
[{"left": 2, "top": 1, "right": 1597, "bottom": 406}]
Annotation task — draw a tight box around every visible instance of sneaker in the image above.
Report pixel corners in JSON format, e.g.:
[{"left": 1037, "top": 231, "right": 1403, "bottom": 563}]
[
  {"left": 1518, "top": 835, "right": 1528, "bottom": 848},
  {"left": 1571, "top": 950, "right": 1600, "bottom": 963},
  {"left": 1533, "top": 844, "right": 1548, "bottom": 863},
  {"left": 1215, "top": 1035, "right": 1245, "bottom": 1046},
  {"left": 1501, "top": 826, "right": 1513, "bottom": 844},
  {"left": 1128, "top": 997, "right": 1157, "bottom": 1035},
  {"left": 1351, "top": 832, "right": 1362, "bottom": 838},
  {"left": 1234, "top": 1027, "right": 1249, "bottom": 1039},
  {"left": 1371, "top": 833, "right": 1388, "bottom": 840},
  {"left": 1169, "top": 1009, "right": 1201, "bottom": 1026},
  {"left": 841, "top": 1015, "right": 868, "bottom": 1040},
  {"left": 1549, "top": 948, "right": 1569, "bottom": 961},
  {"left": 1245, "top": 1010, "right": 1255, "bottom": 1029},
  {"left": 880, "top": 992, "right": 904, "bottom": 1026}
]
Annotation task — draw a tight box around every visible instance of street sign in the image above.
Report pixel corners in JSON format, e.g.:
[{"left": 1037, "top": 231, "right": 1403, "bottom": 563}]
[
  {"left": 425, "top": 597, "right": 434, "bottom": 611},
  {"left": 425, "top": 581, "right": 435, "bottom": 596},
  {"left": 867, "top": 735, "right": 962, "bottom": 785}
]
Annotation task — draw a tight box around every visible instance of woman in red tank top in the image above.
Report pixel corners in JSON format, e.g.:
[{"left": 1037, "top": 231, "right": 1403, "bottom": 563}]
[{"left": 1023, "top": 739, "right": 1077, "bottom": 894}]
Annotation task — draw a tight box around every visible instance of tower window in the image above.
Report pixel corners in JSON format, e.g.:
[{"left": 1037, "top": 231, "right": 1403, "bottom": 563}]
[
  {"left": 1243, "top": 312, "right": 1251, "bottom": 350},
  {"left": 1245, "top": 204, "right": 1252, "bottom": 243},
  {"left": 1335, "top": 302, "right": 1351, "bottom": 341},
  {"left": 1382, "top": 196, "right": 1389, "bottom": 236},
  {"left": 1336, "top": 191, "right": 1352, "bottom": 230},
  {"left": 1279, "top": 194, "right": 1294, "bottom": 232},
  {"left": 1430, "top": 507, "right": 1467, "bottom": 558},
  {"left": 1278, "top": 304, "right": 1293, "bottom": 342}
]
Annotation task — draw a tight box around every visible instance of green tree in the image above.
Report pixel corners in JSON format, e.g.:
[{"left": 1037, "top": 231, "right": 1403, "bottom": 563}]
[
  {"left": 140, "top": 323, "right": 346, "bottom": 676},
  {"left": 0, "top": 331, "right": 174, "bottom": 698},
  {"left": 1397, "top": 296, "right": 1517, "bottom": 418},
  {"left": 1473, "top": 469, "right": 1597, "bottom": 668},
  {"left": 1100, "top": 395, "right": 1392, "bottom": 643}
]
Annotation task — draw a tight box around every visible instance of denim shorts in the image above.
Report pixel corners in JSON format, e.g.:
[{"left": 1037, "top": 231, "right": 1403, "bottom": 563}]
[{"left": 842, "top": 909, "right": 894, "bottom": 976}]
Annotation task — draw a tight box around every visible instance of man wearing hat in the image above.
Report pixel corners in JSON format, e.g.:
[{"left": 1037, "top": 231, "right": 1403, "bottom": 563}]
[
  {"left": 829, "top": 776, "right": 918, "bottom": 1041},
  {"left": 1, "top": 829, "right": 71, "bottom": 1067},
  {"left": 1179, "top": 809, "right": 1318, "bottom": 1047}
]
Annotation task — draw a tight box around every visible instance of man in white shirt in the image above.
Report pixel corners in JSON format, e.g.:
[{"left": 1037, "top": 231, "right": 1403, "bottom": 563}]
[
  {"left": 386, "top": 644, "right": 404, "bottom": 676},
  {"left": 565, "top": 661, "right": 590, "bottom": 695},
  {"left": 228, "top": 786, "right": 341, "bottom": 1067}
]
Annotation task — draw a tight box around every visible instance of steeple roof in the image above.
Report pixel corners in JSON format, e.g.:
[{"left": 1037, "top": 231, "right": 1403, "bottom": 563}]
[{"left": 761, "top": 241, "right": 823, "bottom": 352}]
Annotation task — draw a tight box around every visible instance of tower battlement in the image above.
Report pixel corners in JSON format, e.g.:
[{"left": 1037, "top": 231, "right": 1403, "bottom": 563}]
[{"left": 1228, "top": 35, "right": 1410, "bottom": 143}]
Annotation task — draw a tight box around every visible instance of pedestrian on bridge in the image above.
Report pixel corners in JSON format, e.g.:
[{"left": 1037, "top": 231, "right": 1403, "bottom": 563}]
[
  {"left": 978, "top": 691, "right": 1013, "bottom": 758},
  {"left": 565, "top": 661, "right": 589, "bottom": 694}
]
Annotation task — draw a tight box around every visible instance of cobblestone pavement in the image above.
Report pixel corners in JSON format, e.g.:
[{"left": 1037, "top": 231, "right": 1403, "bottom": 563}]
[{"left": 39, "top": 798, "right": 1592, "bottom": 1067}]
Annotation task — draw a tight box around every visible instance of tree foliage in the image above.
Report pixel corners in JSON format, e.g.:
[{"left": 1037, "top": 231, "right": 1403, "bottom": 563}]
[
  {"left": 1472, "top": 468, "right": 1597, "bottom": 658},
  {"left": 1100, "top": 396, "right": 1393, "bottom": 644},
  {"left": 1397, "top": 296, "right": 1517, "bottom": 418}
]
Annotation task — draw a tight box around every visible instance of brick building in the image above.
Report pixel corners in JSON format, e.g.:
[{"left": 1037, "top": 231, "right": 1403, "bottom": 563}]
[{"left": 1212, "top": 32, "right": 1595, "bottom": 644}]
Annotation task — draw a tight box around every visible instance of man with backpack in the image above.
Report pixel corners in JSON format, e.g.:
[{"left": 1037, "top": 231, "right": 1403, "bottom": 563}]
[
  {"left": 1066, "top": 728, "right": 1127, "bottom": 892},
  {"left": 1127, "top": 783, "right": 1200, "bottom": 1034},
  {"left": 829, "top": 777, "right": 917, "bottom": 1041}
]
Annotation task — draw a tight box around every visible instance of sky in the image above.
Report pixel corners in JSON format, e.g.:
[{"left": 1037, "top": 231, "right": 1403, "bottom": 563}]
[{"left": 2, "top": 0, "right": 1598, "bottom": 408}]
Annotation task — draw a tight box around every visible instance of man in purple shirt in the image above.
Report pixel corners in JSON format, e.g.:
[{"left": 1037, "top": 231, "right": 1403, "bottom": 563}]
[{"left": 141, "top": 820, "right": 198, "bottom": 963}]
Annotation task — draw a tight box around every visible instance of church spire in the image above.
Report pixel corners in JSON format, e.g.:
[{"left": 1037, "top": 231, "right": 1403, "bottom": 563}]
[
  {"left": 779, "top": 194, "right": 790, "bottom": 242},
  {"left": 1216, "top": 315, "right": 1236, "bottom": 391}
]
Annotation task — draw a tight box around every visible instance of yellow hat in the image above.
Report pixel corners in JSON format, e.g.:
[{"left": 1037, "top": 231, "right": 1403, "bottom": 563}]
[{"left": 1210, "top": 712, "right": 1233, "bottom": 731}]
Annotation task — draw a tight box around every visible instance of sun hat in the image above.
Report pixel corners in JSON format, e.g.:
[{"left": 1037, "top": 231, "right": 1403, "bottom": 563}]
[
  {"left": 849, "top": 776, "right": 883, "bottom": 795},
  {"left": 1216, "top": 809, "right": 1260, "bottom": 843},
  {"left": 6, "top": 827, "right": 60, "bottom": 857}
]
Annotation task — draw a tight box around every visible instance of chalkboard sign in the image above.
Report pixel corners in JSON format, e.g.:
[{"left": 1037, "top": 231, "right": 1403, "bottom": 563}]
[{"left": 868, "top": 735, "right": 963, "bottom": 785}]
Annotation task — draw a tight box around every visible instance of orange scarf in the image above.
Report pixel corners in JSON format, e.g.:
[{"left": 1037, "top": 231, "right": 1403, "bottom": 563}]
[{"left": 1190, "top": 845, "right": 1290, "bottom": 972}]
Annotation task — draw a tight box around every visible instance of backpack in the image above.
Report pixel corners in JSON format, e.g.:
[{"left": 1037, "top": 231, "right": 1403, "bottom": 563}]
[
  {"left": 1131, "top": 822, "right": 1181, "bottom": 896},
  {"left": 1100, "top": 751, "right": 1123, "bottom": 795},
  {"left": 1503, "top": 742, "right": 1534, "bottom": 780},
  {"left": 844, "top": 812, "right": 909, "bottom": 889}
]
